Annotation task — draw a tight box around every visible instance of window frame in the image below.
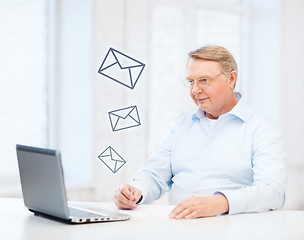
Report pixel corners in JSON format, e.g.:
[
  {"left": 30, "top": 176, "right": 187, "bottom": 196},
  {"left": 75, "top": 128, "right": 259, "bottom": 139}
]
[{"left": 0, "top": 0, "right": 49, "bottom": 194}]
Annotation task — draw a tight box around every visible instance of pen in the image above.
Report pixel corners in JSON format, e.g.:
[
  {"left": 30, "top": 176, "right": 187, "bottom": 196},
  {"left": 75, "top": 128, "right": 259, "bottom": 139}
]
[{"left": 130, "top": 178, "right": 134, "bottom": 203}]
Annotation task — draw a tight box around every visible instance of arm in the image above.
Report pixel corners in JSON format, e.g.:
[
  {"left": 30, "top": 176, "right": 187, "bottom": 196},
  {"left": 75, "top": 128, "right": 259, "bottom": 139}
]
[
  {"left": 132, "top": 126, "right": 174, "bottom": 204},
  {"left": 219, "top": 117, "right": 287, "bottom": 214},
  {"left": 115, "top": 118, "right": 182, "bottom": 209}
]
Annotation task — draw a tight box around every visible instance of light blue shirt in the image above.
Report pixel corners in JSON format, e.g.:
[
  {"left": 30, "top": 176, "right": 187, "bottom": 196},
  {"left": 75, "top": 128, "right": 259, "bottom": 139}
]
[{"left": 133, "top": 93, "right": 287, "bottom": 215}]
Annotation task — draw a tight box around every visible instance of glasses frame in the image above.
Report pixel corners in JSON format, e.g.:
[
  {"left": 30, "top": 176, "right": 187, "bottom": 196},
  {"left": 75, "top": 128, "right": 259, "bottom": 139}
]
[{"left": 184, "top": 72, "right": 224, "bottom": 88}]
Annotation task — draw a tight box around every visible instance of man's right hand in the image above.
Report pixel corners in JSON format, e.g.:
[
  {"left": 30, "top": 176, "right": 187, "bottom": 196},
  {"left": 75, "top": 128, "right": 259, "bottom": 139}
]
[{"left": 114, "top": 183, "right": 142, "bottom": 209}]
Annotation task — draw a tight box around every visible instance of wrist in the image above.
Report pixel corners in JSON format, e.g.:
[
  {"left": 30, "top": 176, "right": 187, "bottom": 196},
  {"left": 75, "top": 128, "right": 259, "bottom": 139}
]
[{"left": 214, "top": 193, "right": 229, "bottom": 214}]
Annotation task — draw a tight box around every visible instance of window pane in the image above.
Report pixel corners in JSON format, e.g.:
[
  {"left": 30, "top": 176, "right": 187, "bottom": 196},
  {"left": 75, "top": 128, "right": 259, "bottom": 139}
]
[
  {"left": 195, "top": 8, "right": 242, "bottom": 90},
  {"left": 149, "top": 6, "right": 185, "bottom": 152},
  {"left": 0, "top": 0, "right": 47, "bottom": 177}
]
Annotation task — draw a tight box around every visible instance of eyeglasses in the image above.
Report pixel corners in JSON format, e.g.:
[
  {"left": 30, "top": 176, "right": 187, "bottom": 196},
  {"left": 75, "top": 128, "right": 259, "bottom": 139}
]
[{"left": 183, "top": 72, "right": 224, "bottom": 88}]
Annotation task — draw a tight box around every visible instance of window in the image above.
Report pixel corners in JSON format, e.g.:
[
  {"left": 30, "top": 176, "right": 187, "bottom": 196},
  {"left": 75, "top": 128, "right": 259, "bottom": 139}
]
[
  {"left": 195, "top": 8, "right": 242, "bottom": 90},
  {"left": 148, "top": 0, "right": 246, "bottom": 152},
  {"left": 0, "top": 0, "right": 47, "bottom": 185},
  {"left": 149, "top": 5, "right": 185, "bottom": 152}
]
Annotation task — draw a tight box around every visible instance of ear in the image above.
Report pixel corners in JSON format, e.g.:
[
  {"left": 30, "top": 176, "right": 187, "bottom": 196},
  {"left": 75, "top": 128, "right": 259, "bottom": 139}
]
[{"left": 228, "top": 71, "right": 238, "bottom": 89}]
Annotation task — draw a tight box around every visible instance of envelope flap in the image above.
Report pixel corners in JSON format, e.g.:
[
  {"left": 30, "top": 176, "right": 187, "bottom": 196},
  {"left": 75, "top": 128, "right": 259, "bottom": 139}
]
[
  {"left": 128, "top": 107, "right": 140, "bottom": 123},
  {"left": 99, "top": 49, "right": 118, "bottom": 71},
  {"left": 98, "top": 146, "right": 111, "bottom": 157},
  {"left": 129, "top": 65, "right": 144, "bottom": 88},
  {"left": 109, "top": 106, "right": 135, "bottom": 119},
  {"left": 112, "top": 49, "right": 144, "bottom": 69},
  {"left": 110, "top": 147, "right": 125, "bottom": 162}
]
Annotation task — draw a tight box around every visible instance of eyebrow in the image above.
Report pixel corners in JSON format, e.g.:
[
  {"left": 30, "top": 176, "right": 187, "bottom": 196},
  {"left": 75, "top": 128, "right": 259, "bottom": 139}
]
[{"left": 186, "top": 75, "right": 210, "bottom": 80}]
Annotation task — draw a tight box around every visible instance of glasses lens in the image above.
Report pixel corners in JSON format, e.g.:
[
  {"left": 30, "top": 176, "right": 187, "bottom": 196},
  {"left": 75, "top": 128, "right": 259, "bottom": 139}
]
[
  {"left": 183, "top": 80, "right": 192, "bottom": 88},
  {"left": 183, "top": 79, "right": 207, "bottom": 88},
  {"left": 198, "top": 79, "right": 208, "bottom": 87}
]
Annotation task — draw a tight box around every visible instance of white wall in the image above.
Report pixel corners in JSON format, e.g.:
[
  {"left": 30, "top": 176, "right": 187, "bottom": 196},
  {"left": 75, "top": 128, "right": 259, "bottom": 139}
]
[
  {"left": 248, "top": 0, "right": 280, "bottom": 123},
  {"left": 279, "top": 0, "right": 304, "bottom": 210},
  {"left": 245, "top": 0, "right": 304, "bottom": 210}
]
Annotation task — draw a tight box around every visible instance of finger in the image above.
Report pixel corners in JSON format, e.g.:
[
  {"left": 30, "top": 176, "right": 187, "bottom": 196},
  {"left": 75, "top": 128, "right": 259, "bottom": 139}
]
[
  {"left": 184, "top": 210, "right": 200, "bottom": 219},
  {"left": 116, "top": 186, "right": 133, "bottom": 205},
  {"left": 170, "top": 205, "right": 179, "bottom": 214},
  {"left": 119, "top": 184, "right": 134, "bottom": 201},
  {"left": 174, "top": 206, "right": 194, "bottom": 219},
  {"left": 170, "top": 204, "right": 187, "bottom": 219},
  {"left": 187, "top": 210, "right": 217, "bottom": 219},
  {"left": 170, "top": 197, "right": 192, "bottom": 217},
  {"left": 115, "top": 195, "right": 136, "bottom": 209},
  {"left": 171, "top": 196, "right": 193, "bottom": 212},
  {"left": 120, "top": 184, "right": 131, "bottom": 195},
  {"left": 116, "top": 199, "right": 135, "bottom": 210},
  {"left": 170, "top": 202, "right": 184, "bottom": 214},
  {"left": 133, "top": 188, "right": 142, "bottom": 202},
  {"left": 115, "top": 199, "right": 132, "bottom": 210},
  {"left": 117, "top": 190, "right": 135, "bottom": 206},
  {"left": 114, "top": 194, "right": 128, "bottom": 209}
]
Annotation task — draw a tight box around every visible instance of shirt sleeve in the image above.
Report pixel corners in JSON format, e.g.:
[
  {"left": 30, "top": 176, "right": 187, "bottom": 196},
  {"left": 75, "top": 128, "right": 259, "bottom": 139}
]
[
  {"left": 217, "top": 116, "right": 287, "bottom": 215},
  {"left": 131, "top": 119, "right": 181, "bottom": 204}
]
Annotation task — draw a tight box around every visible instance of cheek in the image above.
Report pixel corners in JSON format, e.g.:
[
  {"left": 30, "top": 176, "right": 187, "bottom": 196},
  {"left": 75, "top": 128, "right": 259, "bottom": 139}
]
[
  {"left": 206, "top": 86, "right": 226, "bottom": 103},
  {"left": 211, "top": 86, "right": 230, "bottom": 103},
  {"left": 190, "top": 92, "right": 198, "bottom": 105}
]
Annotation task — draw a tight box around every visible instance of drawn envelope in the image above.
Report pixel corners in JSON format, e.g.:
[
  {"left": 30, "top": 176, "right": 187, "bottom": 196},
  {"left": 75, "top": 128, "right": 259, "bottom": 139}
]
[
  {"left": 98, "top": 48, "right": 145, "bottom": 90},
  {"left": 108, "top": 106, "right": 141, "bottom": 132},
  {"left": 98, "top": 146, "right": 126, "bottom": 173}
]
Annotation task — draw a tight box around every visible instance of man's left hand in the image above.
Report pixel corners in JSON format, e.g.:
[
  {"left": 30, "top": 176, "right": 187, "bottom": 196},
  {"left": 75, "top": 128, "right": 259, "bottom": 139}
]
[{"left": 169, "top": 194, "right": 229, "bottom": 219}]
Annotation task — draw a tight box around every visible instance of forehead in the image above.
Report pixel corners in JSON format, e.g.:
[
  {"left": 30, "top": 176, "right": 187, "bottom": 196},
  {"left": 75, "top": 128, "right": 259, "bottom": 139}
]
[{"left": 186, "top": 58, "right": 222, "bottom": 77}]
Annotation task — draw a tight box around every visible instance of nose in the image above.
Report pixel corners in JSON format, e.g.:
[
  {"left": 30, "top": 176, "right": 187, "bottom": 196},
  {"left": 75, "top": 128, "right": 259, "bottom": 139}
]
[{"left": 191, "top": 83, "right": 202, "bottom": 95}]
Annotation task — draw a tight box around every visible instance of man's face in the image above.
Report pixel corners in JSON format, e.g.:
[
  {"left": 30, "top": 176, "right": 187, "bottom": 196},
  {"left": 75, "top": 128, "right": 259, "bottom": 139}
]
[{"left": 186, "top": 58, "right": 237, "bottom": 119}]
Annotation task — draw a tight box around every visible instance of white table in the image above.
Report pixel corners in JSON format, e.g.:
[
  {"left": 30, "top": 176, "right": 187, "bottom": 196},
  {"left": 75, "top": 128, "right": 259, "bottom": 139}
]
[{"left": 1, "top": 198, "right": 303, "bottom": 240}]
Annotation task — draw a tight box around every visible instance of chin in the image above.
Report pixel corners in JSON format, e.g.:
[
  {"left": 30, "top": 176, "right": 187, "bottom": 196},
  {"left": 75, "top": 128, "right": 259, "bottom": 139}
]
[
  {"left": 198, "top": 106, "right": 207, "bottom": 112},
  {"left": 198, "top": 103, "right": 207, "bottom": 110}
]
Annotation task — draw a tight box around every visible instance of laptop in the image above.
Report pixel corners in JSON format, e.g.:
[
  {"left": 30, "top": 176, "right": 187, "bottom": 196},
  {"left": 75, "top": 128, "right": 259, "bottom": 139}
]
[{"left": 16, "top": 144, "right": 130, "bottom": 224}]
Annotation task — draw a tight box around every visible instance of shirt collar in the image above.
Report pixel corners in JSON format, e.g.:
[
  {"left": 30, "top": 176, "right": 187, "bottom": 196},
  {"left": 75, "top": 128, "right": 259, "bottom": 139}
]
[
  {"left": 192, "top": 92, "right": 253, "bottom": 122},
  {"left": 225, "top": 92, "right": 253, "bottom": 122},
  {"left": 192, "top": 108, "right": 204, "bottom": 120}
]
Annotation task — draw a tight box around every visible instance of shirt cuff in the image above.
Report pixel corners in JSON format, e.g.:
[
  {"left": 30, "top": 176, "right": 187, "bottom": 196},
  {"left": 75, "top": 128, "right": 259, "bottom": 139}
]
[
  {"left": 132, "top": 181, "right": 148, "bottom": 204},
  {"left": 214, "top": 190, "right": 247, "bottom": 215},
  {"left": 136, "top": 195, "right": 143, "bottom": 204}
]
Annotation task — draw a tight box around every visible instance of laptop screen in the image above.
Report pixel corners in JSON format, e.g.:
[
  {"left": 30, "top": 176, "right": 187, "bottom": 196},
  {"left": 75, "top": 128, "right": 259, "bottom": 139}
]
[{"left": 16, "top": 144, "right": 70, "bottom": 220}]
